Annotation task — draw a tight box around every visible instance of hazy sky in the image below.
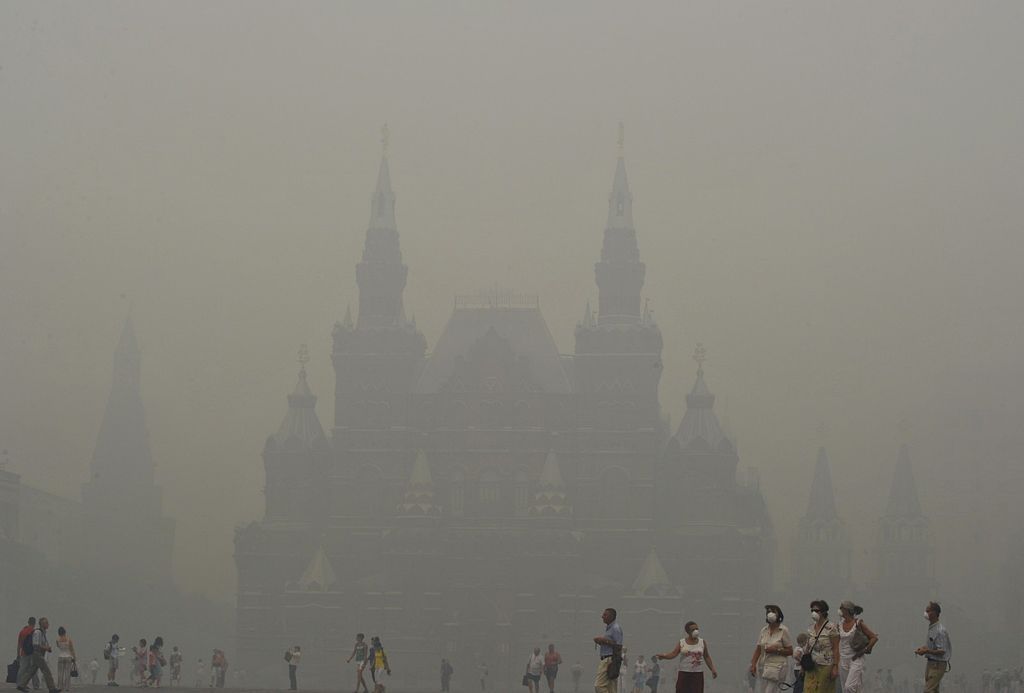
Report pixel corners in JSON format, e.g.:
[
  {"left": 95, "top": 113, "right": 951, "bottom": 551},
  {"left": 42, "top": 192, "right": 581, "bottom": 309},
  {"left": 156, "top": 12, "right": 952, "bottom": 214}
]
[{"left": 2, "top": 1, "right": 1023, "bottom": 600}]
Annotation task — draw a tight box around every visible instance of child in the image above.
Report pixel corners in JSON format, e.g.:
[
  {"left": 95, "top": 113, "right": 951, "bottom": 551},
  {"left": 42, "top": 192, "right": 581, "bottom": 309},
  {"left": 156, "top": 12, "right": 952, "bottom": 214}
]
[{"left": 791, "top": 632, "right": 809, "bottom": 693}]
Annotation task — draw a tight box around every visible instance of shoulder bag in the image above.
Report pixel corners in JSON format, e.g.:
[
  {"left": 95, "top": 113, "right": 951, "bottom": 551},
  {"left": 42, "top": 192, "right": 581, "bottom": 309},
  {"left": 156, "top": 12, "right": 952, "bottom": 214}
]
[{"left": 800, "top": 623, "right": 827, "bottom": 672}]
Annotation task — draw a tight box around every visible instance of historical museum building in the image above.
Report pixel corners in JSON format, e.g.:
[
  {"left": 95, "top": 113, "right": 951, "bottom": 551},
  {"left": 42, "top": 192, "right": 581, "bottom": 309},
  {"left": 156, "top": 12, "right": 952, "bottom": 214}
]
[{"left": 233, "top": 145, "right": 932, "bottom": 685}]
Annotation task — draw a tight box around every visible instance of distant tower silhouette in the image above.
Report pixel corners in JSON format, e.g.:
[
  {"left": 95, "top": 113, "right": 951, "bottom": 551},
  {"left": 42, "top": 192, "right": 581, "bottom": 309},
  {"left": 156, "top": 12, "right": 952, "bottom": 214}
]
[
  {"left": 790, "top": 446, "right": 851, "bottom": 595},
  {"left": 81, "top": 315, "right": 174, "bottom": 583}
]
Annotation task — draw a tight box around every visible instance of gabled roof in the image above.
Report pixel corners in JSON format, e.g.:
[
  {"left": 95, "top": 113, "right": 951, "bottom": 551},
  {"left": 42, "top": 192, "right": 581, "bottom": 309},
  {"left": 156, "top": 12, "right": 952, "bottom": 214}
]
[
  {"left": 398, "top": 450, "right": 441, "bottom": 516},
  {"left": 297, "top": 547, "right": 338, "bottom": 592},
  {"left": 631, "top": 548, "right": 676, "bottom": 597},
  {"left": 414, "top": 299, "right": 571, "bottom": 394},
  {"left": 530, "top": 451, "right": 571, "bottom": 518}
]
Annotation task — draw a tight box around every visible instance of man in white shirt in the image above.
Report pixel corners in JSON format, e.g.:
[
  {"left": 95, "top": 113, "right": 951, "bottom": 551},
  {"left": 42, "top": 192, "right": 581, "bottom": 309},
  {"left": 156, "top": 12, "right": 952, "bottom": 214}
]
[
  {"left": 287, "top": 646, "right": 301, "bottom": 691},
  {"left": 16, "top": 617, "right": 57, "bottom": 693}
]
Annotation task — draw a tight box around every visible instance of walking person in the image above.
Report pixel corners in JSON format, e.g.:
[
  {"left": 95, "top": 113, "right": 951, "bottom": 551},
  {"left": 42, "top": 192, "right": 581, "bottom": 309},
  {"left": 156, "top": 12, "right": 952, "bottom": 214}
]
[
  {"left": 88, "top": 660, "right": 99, "bottom": 685},
  {"left": 54, "top": 627, "right": 77, "bottom": 691},
  {"left": 838, "top": 602, "right": 878, "bottom": 693},
  {"left": 915, "top": 602, "right": 951, "bottom": 693},
  {"left": 103, "top": 634, "right": 121, "bottom": 686},
  {"left": 525, "top": 647, "right": 544, "bottom": 693},
  {"left": 15, "top": 618, "right": 37, "bottom": 691},
  {"left": 749, "top": 605, "right": 793, "bottom": 693},
  {"left": 632, "top": 655, "right": 648, "bottom": 693},
  {"left": 169, "top": 648, "right": 183, "bottom": 687},
  {"left": 286, "top": 646, "right": 300, "bottom": 691},
  {"left": 345, "top": 634, "right": 369, "bottom": 693},
  {"left": 570, "top": 662, "right": 583, "bottom": 693},
  {"left": 148, "top": 639, "right": 167, "bottom": 688},
  {"left": 544, "top": 644, "right": 562, "bottom": 693},
  {"left": 133, "top": 640, "right": 148, "bottom": 686},
  {"left": 790, "top": 633, "right": 809, "bottom": 693},
  {"left": 654, "top": 620, "right": 718, "bottom": 693},
  {"left": 367, "top": 637, "right": 390, "bottom": 688},
  {"left": 194, "top": 659, "right": 204, "bottom": 688},
  {"left": 16, "top": 616, "right": 59, "bottom": 693},
  {"left": 592, "top": 608, "right": 624, "bottom": 693},
  {"left": 802, "top": 600, "right": 840, "bottom": 693},
  {"left": 440, "top": 659, "right": 454, "bottom": 692},
  {"left": 646, "top": 656, "right": 660, "bottom": 693}
]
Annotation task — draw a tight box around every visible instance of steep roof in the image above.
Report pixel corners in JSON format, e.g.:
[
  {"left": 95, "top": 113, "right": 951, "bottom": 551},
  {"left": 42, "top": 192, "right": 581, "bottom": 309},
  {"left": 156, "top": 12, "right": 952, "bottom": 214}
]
[
  {"left": 297, "top": 547, "right": 338, "bottom": 592},
  {"left": 270, "top": 368, "right": 326, "bottom": 448},
  {"left": 414, "top": 296, "right": 571, "bottom": 394},
  {"left": 673, "top": 366, "right": 728, "bottom": 450},
  {"left": 805, "top": 447, "right": 839, "bottom": 521},
  {"left": 885, "top": 444, "right": 923, "bottom": 518},
  {"left": 631, "top": 548, "right": 676, "bottom": 596}
]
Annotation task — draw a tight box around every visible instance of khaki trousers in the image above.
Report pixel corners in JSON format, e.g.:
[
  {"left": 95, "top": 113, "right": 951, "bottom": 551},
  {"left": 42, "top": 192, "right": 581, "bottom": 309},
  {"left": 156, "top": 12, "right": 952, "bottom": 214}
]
[
  {"left": 924, "top": 661, "right": 947, "bottom": 693},
  {"left": 18, "top": 653, "right": 56, "bottom": 690},
  {"left": 595, "top": 657, "right": 618, "bottom": 693}
]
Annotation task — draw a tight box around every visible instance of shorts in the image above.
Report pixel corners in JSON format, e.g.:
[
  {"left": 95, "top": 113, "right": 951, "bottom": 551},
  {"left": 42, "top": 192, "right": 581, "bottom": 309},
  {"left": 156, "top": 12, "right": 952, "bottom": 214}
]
[{"left": 527, "top": 673, "right": 541, "bottom": 683}]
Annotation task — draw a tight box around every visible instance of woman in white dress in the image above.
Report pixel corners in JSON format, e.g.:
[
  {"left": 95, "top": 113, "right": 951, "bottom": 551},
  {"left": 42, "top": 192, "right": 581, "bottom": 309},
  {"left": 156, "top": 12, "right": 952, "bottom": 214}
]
[
  {"left": 837, "top": 601, "right": 878, "bottom": 693},
  {"left": 749, "top": 605, "right": 793, "bottom": 693}
]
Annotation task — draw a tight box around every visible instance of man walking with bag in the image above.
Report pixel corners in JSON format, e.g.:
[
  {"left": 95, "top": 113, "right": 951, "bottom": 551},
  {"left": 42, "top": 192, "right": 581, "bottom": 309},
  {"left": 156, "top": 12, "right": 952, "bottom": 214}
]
[
  {"left": 16, "top": 617, "right": 58, "bottom": 693},
  {"left": 915, "top": 602, "right": 951, "bottom": 693},
  {"left": 593, "top": 608, "right": 623, "bottom": 693}
]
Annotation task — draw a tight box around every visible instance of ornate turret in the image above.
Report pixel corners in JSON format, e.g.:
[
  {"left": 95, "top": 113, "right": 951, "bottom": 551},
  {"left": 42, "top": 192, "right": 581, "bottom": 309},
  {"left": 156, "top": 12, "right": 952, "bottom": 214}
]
[
  {"left": 266, "top": 347, "right": 326, "bottom": 451},
  {"left": 529, "top": 451, "right": 571, "bottom": 518},
  {"left": 673, "top": 346, "right": 732, "bottom": 454},
  {"left": 876, "top": 443, "right": 933, "bottom": 588},
  {"left": 397, "top": 450, "right": 441, "bottom": 517}
]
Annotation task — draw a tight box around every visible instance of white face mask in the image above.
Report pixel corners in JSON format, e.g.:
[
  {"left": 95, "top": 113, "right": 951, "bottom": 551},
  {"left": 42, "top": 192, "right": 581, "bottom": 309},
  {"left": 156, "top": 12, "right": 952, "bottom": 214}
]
[
  {"left": 811, "top": 611, "right": 822, "bottom": 622},
  {"left": 766, "top": 612, "right": 779, "bottom": 624},
  {"left": 690, "top": 630, "right": 700, "bottom": 639},
  {"left": 924, "top": 611, "right": 931, "bottom": 620}
]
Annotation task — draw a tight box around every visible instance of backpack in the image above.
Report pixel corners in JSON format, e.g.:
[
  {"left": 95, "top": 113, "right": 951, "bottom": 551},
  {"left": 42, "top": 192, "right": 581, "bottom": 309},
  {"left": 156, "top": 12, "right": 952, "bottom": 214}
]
[{"left": 22, "top": 633, "right": 34, "bottom": 657}]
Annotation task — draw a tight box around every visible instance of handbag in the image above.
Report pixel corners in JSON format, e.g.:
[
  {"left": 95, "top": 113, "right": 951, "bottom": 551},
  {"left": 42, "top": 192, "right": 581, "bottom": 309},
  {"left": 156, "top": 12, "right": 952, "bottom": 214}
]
[
  {"left": 522, "top": 674, "right": 530, "bottom": 686},
  {"left": 801, "top": 622, "right": 828, "bottom": 672},
  {"left": 6, "top": 660, "right": 18, "bottom": 684},
  {"left": 71, "top": 662, "right": 80, "bottom": 679},
  {"left": 607, "top": 651, "right": 623, "bottom": 680},
  {"left": 850, "top": 621, "right": 870, "bottom": 656}
]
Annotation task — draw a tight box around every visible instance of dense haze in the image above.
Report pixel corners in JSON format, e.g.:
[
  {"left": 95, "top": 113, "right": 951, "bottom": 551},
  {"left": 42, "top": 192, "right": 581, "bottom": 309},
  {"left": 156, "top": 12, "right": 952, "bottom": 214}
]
[{"left": 2, "top": 0, "right": 1023, "bottom": 609}]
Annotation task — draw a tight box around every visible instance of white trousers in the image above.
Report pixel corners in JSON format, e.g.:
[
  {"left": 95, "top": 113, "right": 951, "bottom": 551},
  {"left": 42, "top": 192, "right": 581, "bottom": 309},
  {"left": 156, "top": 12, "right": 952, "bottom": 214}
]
[{"left": 839, "top": 656, "right": 864, "bottom": 693}]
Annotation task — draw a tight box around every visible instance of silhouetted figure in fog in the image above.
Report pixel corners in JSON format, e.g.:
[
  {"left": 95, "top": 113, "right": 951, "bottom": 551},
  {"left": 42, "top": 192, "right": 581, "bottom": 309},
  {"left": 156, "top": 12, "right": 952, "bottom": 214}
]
[
  {"left": 646, "top": 656, "right": 660, "bottom": 693},
  {"left": 103, "top": 634, "right": 121, "bottom": 686},
  {"left": 440, "top": 659, "right": 453, "bottom": 692},
  {"left": 15, "top": 617, "right": 39, "bottom": 691},
  {"left": 287, "top": 646, "right": 300, "bottom": 691},
  {"left": 915, "top": 602, "right": 951, "bottom": 693},
  {"left": 169, "top": 647, "right": 182, "bottom": 686},
  {"left": 367, "top": 637, "right": 390, "bottom": 688},
  {"left": 570, "top": 661, "right": 583, "bottom": 693},
  {"left": 346, "top": 634, "right": 369, "bottom": 693},
  {"left": 592, "top": 607, "right": 623, "bottom": 693},
  {"left": 54, "top": 626, "right": 76, "bottom": 691},
  {"left": 631, "top": 655, "right": 648, "bottom": 693},
  {"left": 654, "top": 620, "right": 717, "bottom": 693},
  {"left": 88, "top": 659, "right": 99, "bottom": 685},
  {"left": 478, "top": 663, "right": 488, "bottom": 692},
  {"left": 194, "top": 659, "right": 204, "bottom": 688},
  {"left": 132, "top": 640, "right": 148, "bottom": 686}
]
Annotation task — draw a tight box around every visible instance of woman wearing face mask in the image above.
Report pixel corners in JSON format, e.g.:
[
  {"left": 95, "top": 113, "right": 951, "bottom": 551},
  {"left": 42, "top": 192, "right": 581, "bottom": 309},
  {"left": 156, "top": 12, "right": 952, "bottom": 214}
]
[
  {"left": 654, "top": 621, "right": 718, "bottom": 693},
  {"left": 749, "top": 605, "right": 793, "bottom": 693},
  {"left": 837, "top": 601, "right": 878, "bottom": 693},
  {"left": 802, "top": 600, "right": 839, "bottom": 693}
]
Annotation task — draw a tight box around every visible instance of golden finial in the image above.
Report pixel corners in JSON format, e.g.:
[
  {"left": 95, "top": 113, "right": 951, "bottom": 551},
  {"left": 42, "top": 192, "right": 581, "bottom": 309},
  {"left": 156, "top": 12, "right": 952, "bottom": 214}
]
[
  {"left": 298, "top": 344, "right": 309, "bottom": 373},
  {"left": 617, "top": 121, "right": 625, "bottom": 155},
  {"left": 693, "top": 343, "right": 706, "bottom": 372},
  {"left": 381, "top": 122, "right": 390, "bottom": 157}
]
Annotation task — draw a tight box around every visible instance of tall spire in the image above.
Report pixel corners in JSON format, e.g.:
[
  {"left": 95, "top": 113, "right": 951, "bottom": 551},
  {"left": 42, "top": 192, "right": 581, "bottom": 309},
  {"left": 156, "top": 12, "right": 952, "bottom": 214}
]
[
  {"left": 885, "top": 443, "right": 923, "bottom": 518},
  {"left": 397, "top": 450, "right": 440, "bottom": 516},
  {"left": 805, "top": 447, "right": 839, "bottom": 521},
  {"left": 595, "top": 124, "right": 645, "bottom": 325},
  {"left": 84, "top": 315, "right": 156, "bottom": 510},
  {"left": 356, "top": 124, "right": 409, "bottom": 328}
]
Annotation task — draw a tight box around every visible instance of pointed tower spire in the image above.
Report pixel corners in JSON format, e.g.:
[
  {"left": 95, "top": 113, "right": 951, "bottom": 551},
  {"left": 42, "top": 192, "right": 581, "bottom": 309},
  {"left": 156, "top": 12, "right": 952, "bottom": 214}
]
[
  {"left": 594, "top": 124, "right": 645, "bottom": 325},
  {"left": 530, "top": 451, "right": 572, "bottom": 518},
  {"left": 342, "top": 305, "right": 354, "bottom": 329},
  {"left": 579, "top": 300, "right": 595, "bottom": 329},
  {"left": 269, "top": 347, "right": 325, "bottom": 448},
  {"left": 397, "top": 450, "right": 440, "bottom": 516},
  {"left": 356, "top": 125, "right": 408, "bottom": 328},
  {"left": 805, "top": 447, "right": 839, "bottom": 521},
  {"left": 885, "top": 443, "right": 923, "bottom": 518},
  {"left": 84, "top": 315, "right": 156, "bottom": 509}
]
